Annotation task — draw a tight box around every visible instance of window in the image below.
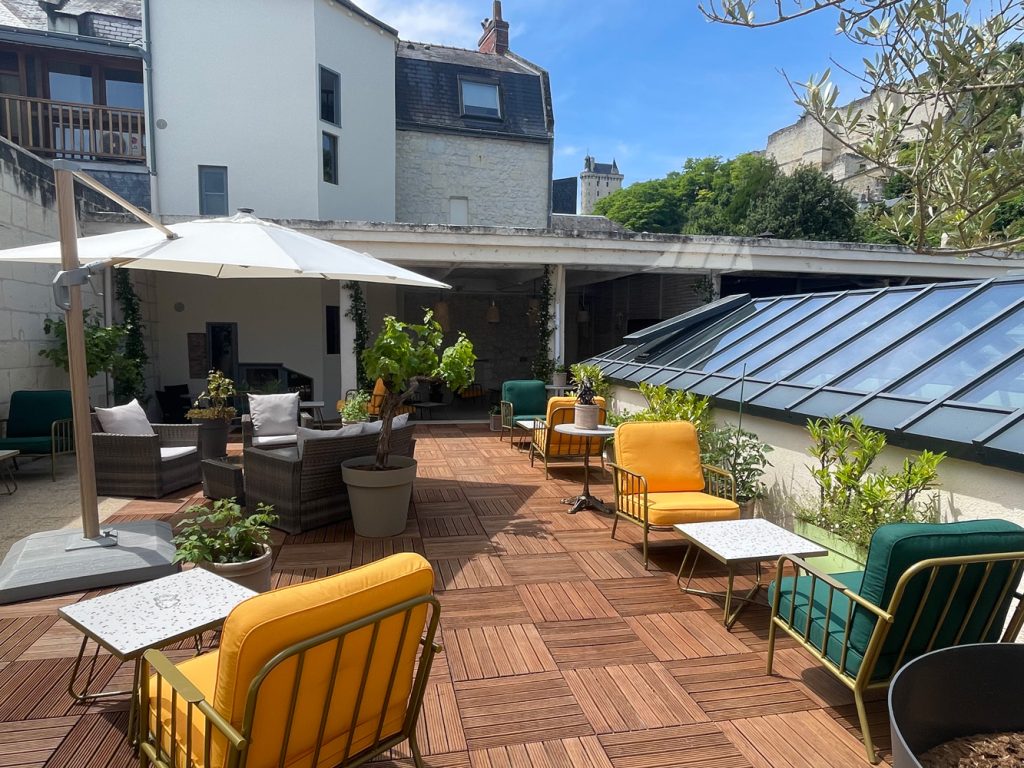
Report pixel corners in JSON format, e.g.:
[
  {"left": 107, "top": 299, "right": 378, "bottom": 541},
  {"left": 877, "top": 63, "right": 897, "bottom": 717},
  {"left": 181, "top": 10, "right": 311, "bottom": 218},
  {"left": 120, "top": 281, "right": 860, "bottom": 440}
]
[
  {"left": 198, "top": 165, "right": 228, "bottom": 216},
  {"left": 48, "top": 61, "right": 93, "bottom": 103},
  {"left": 320, "top": 66, "right": 340, "bottom": 125},
  {"left": 449, "top": 197, "right": 469, "bottom": 225},
  {"left": 104, "top": 68, "right": 143, "bottom": 109},
  {"left": 326, "top": 306, "right": 340, "bottom": 355},
  {"left": 460, "top": 80, "right": 500, "bottom": 118},
  {"left": 322, "top": 132, "right": 338, "bottom": 184}
]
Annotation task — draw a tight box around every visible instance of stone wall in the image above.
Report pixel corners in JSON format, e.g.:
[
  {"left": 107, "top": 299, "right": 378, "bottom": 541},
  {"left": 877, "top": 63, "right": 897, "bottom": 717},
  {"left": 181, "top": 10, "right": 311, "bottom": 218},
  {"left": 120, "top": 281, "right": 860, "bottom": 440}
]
[
  {"left": 395, "top": 131, "right": 549, "bottom": 228},
  {"left": 86, "top": 168, "right": 151, "bottom": 211}
]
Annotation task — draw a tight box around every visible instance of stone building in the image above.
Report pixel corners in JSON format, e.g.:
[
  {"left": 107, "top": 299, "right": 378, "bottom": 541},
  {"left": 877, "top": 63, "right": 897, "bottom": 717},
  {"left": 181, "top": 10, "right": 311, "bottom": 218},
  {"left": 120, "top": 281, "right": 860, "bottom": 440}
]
[{"left": 580, "top": 155, "right": 623, "bottom": 214}]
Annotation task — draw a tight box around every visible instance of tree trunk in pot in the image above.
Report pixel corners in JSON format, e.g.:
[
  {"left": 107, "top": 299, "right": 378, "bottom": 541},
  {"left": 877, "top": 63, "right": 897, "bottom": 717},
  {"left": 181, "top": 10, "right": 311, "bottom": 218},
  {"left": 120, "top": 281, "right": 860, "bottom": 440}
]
[
  {"left": 199, "top": 544, "right": 272, "bottom": 592},
  {"left": 342, "top": 455, "right": 416, "bottom": 537}
]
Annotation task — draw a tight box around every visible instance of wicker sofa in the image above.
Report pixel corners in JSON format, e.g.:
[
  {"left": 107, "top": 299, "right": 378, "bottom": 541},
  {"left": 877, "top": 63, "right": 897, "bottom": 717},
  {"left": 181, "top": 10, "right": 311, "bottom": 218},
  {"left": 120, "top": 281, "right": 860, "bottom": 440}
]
[
  {"left": 91, "top": 415, "right": 201, "bottom": 498},
  {"left": 244, "top": 424, "right": 416, "bottom": 534}
]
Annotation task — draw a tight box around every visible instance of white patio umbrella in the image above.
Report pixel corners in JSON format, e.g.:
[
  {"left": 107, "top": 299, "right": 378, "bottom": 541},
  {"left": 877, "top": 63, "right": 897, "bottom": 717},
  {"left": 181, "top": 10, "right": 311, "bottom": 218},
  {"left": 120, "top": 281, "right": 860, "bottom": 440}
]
[{"left": 0, "top": 164, "right": 448, "bottom": 540}]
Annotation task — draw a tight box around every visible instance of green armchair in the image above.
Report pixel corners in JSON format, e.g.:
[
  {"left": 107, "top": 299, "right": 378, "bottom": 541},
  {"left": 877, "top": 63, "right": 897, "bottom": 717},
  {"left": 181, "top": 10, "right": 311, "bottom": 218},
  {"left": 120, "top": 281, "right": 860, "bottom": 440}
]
[
  {"left": 767, "top": 520, "right": 1024, "bottom": 763},
  {"left": 0, "top": 390, "right": 74, "bottom": 480},
  {"left": 499, "top": 379, "right": 547, "bottom": 449}
]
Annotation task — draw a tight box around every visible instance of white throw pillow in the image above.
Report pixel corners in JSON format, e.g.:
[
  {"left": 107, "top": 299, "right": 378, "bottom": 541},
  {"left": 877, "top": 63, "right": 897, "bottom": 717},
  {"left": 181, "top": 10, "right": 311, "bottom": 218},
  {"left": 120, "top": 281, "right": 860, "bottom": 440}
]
[
  {"left": 296, "top": 423, "right": 362, "bottom": 458},
  {"left": 392, "top": 413, "right": 410, "bottom": 430},
  {"left": 361, "top": 420, "right": 383, "bottom": 435},
  {"left": 95, "top": 399, "right": 154, "bottom": 436},
  {"left": 340, "top": 423, "right": 364, "bottom": 437},
  {"left": 249, "top": 393, "right": 299, "bottom": 437}
]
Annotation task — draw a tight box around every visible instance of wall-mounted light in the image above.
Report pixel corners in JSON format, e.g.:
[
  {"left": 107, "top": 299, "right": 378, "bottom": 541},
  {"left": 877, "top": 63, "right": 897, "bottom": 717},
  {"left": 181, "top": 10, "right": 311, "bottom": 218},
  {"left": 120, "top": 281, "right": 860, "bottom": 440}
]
[{"left": 486, "top": 300, "right": 500, "bottom": 324}]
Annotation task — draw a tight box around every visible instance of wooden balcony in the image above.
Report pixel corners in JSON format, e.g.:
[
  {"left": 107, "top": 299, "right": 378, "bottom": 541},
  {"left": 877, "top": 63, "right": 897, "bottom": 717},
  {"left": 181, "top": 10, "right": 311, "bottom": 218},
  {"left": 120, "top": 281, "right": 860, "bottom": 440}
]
[
  {"left": 0, "top": 425, "right": 889, "bottom": 767},
  {"left": 0, "top": 93, "right": 145, "bottom": 164}
]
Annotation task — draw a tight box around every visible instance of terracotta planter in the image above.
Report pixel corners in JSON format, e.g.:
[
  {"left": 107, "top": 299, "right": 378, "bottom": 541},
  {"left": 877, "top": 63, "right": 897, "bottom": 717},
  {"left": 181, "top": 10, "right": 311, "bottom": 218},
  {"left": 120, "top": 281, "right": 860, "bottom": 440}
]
[
  {"left": 574, "top": 404, "right": 599, "bottom": 430},
  {"left": 199, "top": 544, "right": 272, "bottom": 593},
  {"left": 552, "top": 372, "right": 568, "bottom": 388},
  {"left": 489, "top": 414, "right": 502, "bottom": 431},
  {"left": 341, "top": 455, "right": 416, "bottom": 537},
  {"left": 194, "top": 418, "right": 230, "bottom": 459},
  {"left": 793, "top": 519, "right": 868, "bottom": 574}
]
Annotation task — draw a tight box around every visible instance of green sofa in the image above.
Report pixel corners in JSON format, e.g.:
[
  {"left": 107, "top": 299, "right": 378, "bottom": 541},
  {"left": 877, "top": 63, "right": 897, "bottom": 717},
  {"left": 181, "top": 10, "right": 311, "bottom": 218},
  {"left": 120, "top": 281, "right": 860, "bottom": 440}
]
[
  {"left": 0, "top": 390, "right": 75, "bottom": 480},
  {"left": 499, "top": 379, "right": 548, "bottom": 449},
  {"left": 767, "top": 520, "right": 1024, "bottom": 763}
]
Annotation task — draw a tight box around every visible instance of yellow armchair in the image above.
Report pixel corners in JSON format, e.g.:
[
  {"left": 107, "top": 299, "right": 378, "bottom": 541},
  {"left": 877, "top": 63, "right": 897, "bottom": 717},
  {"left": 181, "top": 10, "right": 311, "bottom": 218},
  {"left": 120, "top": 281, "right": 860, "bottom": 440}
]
[
  {"left": 139, "top": 553, "right": 439, "bottom": 768},
  {"left": 530, "top": 396, "right": 607, "bottom": 478},
  {"left": 610, "top": 421, "right": 738, "bottom": 567}
]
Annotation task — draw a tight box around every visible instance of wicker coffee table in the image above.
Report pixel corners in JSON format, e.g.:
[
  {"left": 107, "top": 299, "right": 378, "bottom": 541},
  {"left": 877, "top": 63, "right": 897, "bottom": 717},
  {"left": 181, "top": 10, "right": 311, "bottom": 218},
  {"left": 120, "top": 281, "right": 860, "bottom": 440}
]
[{"left": 202, "top": 455, "right": 245, "bottom": 503}]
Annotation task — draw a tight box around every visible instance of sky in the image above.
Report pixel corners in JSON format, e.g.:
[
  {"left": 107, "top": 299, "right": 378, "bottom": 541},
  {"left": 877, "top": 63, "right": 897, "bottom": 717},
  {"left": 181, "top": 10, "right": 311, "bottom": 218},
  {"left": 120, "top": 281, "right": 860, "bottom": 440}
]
[{"left": 360, "top": 0, "right": 867, "bottom": 186}]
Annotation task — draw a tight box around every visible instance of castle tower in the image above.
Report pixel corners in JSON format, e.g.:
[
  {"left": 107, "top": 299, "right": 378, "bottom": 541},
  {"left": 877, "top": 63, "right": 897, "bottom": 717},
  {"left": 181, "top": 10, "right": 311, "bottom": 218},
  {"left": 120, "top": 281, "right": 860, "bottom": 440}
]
[{"left": 580, "top": 155, "right": 623, "bottom": 214}]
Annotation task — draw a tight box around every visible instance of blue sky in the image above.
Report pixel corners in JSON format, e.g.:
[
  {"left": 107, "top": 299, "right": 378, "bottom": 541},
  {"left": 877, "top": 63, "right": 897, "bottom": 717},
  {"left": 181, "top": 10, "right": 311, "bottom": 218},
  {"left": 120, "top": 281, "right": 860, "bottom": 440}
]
[{"left": 362, "top": 0, "right": 866, "bottom": 186}]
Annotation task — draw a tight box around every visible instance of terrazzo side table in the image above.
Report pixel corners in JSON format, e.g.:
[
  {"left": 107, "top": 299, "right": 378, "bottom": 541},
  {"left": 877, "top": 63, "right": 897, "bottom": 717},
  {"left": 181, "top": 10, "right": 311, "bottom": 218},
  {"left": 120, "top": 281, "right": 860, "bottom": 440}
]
[
  {"left": 674, "top": 518, "right": 827, "bottom": 630},
  {"left": 58, "top": 567, "right": 256, "bottom": 741}
]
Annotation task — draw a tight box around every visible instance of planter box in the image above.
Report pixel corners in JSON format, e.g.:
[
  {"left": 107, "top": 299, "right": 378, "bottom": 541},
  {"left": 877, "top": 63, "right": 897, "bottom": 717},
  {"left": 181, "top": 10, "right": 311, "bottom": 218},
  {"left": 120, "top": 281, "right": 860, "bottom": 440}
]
[{"left": 793, "top": 520, "right": 868, "bottom": 574}]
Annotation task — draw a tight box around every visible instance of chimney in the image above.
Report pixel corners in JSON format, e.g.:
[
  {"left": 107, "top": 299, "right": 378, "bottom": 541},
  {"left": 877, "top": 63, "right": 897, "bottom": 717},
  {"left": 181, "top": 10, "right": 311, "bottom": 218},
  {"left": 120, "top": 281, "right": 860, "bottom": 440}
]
[{"left": 478, "top": 0, "right": 509, "bottom": 55}]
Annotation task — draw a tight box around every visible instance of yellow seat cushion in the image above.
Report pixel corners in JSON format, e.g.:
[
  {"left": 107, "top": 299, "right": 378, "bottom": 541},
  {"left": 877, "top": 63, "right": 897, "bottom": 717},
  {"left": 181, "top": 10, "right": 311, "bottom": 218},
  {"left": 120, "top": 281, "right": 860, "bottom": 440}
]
[
  {"left": 147, "top": 650, "right": 219, "bottom": 768},
  {"left": 615, "top": 421, "right": 705, "bottom": 492},
  {"left": 541, "top": 396, "right": 606, "bottom": 457},
  {"left": 642, "top": 491, "right": 740, "bottom": 526}
]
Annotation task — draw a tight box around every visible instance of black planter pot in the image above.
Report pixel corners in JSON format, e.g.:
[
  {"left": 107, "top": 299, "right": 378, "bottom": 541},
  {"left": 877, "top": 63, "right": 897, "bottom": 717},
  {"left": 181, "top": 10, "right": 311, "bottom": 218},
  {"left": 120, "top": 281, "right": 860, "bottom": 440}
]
[
  {"left": 889, "top": 643, "right": 1024, "bottom": 767},
  {"left": 194, "top": 418, "right": 230, "bottom": 459}
]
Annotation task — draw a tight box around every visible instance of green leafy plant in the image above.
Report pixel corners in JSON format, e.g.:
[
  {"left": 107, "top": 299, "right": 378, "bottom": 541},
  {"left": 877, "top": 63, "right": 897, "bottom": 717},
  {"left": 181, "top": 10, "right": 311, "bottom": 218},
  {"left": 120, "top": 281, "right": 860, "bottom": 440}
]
[
  {"left": 344, "top": 281, "right": 372, "bottom": 390},
  {"left": 799, "top": 416, "right": 944, "bottom": 549},
  {"left": 171, "top": 497, "right": 277, "bottom": 565},
  {"left": 40, "top": 309, "right": 128, "bottom": 379},
  {"left": 186, "top": 370, "right": 237, "bottom": 421},
  {"left": 113, "top": 269, "right": 148, "bottom": 405},
  {"left": 569, "top": 362, "right": 611, "bottom": 400},
  {"left": 575, "top": 378, "right": 596, "bottom": 405},
  {"left": 363, "top": 310, "right": 476, "bottom": 469},
  {"left": 703, "top": 425, "right": 773, "bottom": 502},
  {"left": 489, "top": 404, "right": 501, "bottom": 416},
  {"left": 618, "top": 382, "right": 714, "bottom": 442},
  {"left": 554, "top": 362, "right": 570, "bottom": 374},
  {"left": 530, "top": 266, "right": 556, "bottom": 382},
  {"left": 339, "top": 390, "right": 370, "bottom": 423}
]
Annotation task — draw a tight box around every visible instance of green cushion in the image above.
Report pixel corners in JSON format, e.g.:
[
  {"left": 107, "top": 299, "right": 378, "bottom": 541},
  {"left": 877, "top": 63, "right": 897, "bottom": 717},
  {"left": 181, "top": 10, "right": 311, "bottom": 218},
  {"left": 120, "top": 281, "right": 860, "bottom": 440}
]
[
  {"left": 769, "top": 571, "right": 866, "bottom": 677},
  {"left": 0, "top": 436, "right": 54, "bottom": 453},
  {"left": 501, "top": 380, "right": 548, "bottom": 418},
  {"left": 6, "top": 390, "right": 71, "bottom": 438}
]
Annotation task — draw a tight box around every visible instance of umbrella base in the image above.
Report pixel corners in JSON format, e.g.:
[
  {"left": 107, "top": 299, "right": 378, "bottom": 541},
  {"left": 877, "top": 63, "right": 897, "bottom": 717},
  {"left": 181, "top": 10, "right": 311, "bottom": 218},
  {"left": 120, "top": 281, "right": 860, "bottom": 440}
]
[{"left": 0, "top": 521, "right": 177, "bottom": 604}]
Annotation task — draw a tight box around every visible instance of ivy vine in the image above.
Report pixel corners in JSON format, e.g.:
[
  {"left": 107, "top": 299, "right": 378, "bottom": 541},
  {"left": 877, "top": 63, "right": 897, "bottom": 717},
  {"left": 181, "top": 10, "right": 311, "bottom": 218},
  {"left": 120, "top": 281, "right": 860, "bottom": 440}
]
[
  {"left": 530, "top": 265, "right": 556, "bottom": 381},
  {"left": 344, "top": 281, "right": 371, "bottom": 390},
  {"left": 114, "top": 268, "right": 148, "bottom": 404}
]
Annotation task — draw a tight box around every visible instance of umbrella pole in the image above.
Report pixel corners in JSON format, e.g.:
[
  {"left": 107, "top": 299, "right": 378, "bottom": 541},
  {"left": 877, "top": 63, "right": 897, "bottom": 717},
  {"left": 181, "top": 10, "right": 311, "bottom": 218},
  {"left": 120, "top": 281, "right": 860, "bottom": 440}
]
[{"left": 55, "top": 167, "right": 100, "bottom": 539}]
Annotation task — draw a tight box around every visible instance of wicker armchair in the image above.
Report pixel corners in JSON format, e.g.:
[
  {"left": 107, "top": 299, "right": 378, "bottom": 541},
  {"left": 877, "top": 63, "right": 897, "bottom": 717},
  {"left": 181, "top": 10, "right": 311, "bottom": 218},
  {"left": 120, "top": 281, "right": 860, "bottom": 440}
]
[
  {"left": 244, "top": 424, "right": 416, "bottom": 534},
  {"left": 91, "top": 415, "right": 201, "bottom": 498},
  {"left": 241, "top": 412, "right": 313, "bottom": 449}
]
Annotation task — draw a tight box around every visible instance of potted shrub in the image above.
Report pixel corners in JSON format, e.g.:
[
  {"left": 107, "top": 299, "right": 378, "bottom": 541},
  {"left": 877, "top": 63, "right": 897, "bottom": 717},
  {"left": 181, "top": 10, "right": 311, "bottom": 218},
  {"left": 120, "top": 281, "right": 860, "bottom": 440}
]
[
  {"left": 339, "top": 390, "right": 370, "bottom": 426},
  {"left": 341, "top": 311, "right": 475, "bottom": 537},
  {"left": 186, "top": 369, "right": 237, "bottom": 459},
  {"left": 552, "top": 362, "right": 569, "bottom": 388},
  {"left": 171, "top": 497, "right": 277, "bottom": 592},
  {"left": 573, "top": 377, "right": 600, "bottom": 429},
  {"left": 488, "top": 404, "right": 502, "bottom": 432},
  {"left": 605, "top": 383, "right": 715, "bottom": 463},
  {"left": 796, "top": 415, "right": 944, "bottom": 572},
  {"left": 703, "top": 425, "right": 773, "bottom": 517},
  {"left": 569, "top": 362, "right": 611, "bottom": 400}
]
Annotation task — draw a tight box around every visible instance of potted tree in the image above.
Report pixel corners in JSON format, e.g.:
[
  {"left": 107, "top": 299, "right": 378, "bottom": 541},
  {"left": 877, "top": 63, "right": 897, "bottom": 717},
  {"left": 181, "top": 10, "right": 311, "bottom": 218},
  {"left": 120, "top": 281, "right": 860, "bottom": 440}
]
[
  {"left": 186, "top": 369, "right": 237, "bottom": 459},
  {"left": 488, "top": 404, "right": 502, "bottom": 432},
  {"left": 341, "top": 311, "right": 475, "bottom": 537},
  {"left": 552, "top": 362, "right": 569, "bottom": 388},
  {"left": 171, "top": 497, "right": 277, "bottom": 592},
  {"left": 338, "top": 390, "right": 370, "bottom": 426}
]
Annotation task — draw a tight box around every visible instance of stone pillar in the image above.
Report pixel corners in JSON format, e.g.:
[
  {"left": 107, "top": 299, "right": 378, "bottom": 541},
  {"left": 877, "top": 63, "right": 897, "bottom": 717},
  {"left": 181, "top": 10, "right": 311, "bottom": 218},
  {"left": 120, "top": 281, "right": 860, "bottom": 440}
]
[
  {"left": 339, "top": 282, "right": 358, "bottom": 398},
  {"left": 551, "top": 265, "right": 566, "bottom": 363}
]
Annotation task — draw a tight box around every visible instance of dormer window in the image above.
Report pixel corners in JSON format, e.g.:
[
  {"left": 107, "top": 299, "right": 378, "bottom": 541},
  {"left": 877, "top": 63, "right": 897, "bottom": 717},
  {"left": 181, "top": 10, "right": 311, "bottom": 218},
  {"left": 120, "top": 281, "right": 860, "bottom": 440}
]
[{"left": 460, "top": 80, "right": 500, "bottom": 119}]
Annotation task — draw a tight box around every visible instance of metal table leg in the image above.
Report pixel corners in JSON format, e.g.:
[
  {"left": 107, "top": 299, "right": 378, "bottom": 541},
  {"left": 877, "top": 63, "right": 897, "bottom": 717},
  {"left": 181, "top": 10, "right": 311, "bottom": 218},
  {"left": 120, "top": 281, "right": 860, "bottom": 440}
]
[
  {"left": 676, "top": 549, "right": 764, "bottom": 630},
  {"left": 560, "top": 440, "right": 610, "bottom": 514}
]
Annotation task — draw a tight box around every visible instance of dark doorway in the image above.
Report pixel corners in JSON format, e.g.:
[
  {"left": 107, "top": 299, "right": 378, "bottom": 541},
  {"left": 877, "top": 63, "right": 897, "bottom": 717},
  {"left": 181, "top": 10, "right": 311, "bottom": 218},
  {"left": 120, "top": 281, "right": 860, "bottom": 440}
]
[{"left": 206, "top": 322, "right": 238, "bottom": 381}]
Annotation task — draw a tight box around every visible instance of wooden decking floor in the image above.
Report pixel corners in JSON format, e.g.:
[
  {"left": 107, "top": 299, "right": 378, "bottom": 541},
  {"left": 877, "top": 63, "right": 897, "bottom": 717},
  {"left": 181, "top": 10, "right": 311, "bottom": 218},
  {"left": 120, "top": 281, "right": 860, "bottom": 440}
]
[{"left": 0, "top": 425, "right": 891, "bottom": 767}]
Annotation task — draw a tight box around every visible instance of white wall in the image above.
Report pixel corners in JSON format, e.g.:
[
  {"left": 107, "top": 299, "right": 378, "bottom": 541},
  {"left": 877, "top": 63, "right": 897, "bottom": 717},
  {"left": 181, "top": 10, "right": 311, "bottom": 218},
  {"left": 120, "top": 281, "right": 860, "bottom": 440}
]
[
  {"left": 150, "top": 0, "right": 395, "bottom": 221},
  {"left": 610, "top": 385, "right": 1024, "bottom": 529},
  {"left": 395, "top": 132, "right": 549, "bottom": 227}
]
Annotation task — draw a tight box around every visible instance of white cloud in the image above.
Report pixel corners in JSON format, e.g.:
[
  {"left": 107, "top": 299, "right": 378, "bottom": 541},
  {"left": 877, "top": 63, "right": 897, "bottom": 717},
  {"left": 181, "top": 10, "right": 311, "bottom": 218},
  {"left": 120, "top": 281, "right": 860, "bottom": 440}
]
[
  {"left": 556, "top": 144, "right": 581, "bottom": 158},
  {"left": 359, "top": 0, "right": 481, "bottom": 46}
]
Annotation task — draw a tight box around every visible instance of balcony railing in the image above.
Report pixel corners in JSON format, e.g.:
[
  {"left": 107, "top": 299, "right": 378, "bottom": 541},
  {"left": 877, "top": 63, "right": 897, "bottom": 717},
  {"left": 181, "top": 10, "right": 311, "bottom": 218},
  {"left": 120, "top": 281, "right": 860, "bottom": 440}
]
[{"left": 0, "top": 93, "right": 145, "bottom": 163}]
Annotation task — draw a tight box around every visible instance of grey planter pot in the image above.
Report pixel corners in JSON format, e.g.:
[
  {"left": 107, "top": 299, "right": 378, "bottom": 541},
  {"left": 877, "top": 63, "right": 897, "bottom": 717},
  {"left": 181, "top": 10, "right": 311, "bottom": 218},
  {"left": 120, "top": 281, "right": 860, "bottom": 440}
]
[
  {"left": 199, "top": 544, "right": 272, "bottom": 593},
  {"left": 574, "top": 404, "right": 600, "bottom": 430},
  {"left": 552, "top": 372, "right": 568, "bottom": 387},
  {"left": 889, "top": 643, "right": 1024, "bottom": 768},
  {"left": 341, "top": 455, "right": 416, "bottom": 537},
  {"left": 194, "top": 418, "right": 230, "bottom": 460},
  {"left": 489, "top": 414, "right": 502, "bottom": 431}
]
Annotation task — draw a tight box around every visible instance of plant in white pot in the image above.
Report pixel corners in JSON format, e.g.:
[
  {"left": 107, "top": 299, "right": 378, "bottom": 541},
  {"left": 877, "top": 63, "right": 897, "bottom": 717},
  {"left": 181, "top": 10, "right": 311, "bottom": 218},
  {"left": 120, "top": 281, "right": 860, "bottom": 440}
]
[
  {"left": 552, "top": 362, "right": 569, "bottom": 388},
  {"left": 186, "top": 369, "right": 237, "bottom": 459},
  {"left": 171, "top": 497, "right": 277, "bottom": 592},
  {"left": 342, "top": 311, "right": 475, "bottom": 537},
  {"left": 573, "top": 377, "right": 600, "bottom": 429}
]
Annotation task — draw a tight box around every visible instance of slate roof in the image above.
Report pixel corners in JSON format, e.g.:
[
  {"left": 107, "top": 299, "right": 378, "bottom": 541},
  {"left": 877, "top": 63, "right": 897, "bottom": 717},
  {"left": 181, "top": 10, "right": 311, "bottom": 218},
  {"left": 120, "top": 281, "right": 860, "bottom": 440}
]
[
  {"left": 396, "top": 41, "right": 552, "bottom": 142},
  {"left": 0, "top": 0, "right": 48, "bottom": 28},
  {"left": 588, "top": 162, "right": 618, "bottom": 175},
  {"left": 57, "top": 0, "right": 140, "bottom": 19},
  {"left": 586, "top": 277, "right": 1024, "bottom": 472}
]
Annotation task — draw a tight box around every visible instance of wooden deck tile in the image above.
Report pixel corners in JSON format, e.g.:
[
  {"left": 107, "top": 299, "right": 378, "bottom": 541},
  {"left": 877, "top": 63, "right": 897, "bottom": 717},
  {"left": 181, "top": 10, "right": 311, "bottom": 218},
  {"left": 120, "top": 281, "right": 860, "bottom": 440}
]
[
  {"left": 0, "top": 716, "right": 78, "bottom": 768},
  {"left": 423, "top": 537, "right": 494, "bottom": 560},
  {"left": 417, "top": 682, "right": 468, "bottom": 755},
  {"left": 516, "top": 582, "right": 617, "bottom": 623},
  {"left": 274, "top": 542, "right": 352, "bottom": 570},
  {"left": 552, "top": 530, "right": 632, "bottom": 552},
  {"left": 0, "top": 618, "right": 56, "bottom": 663},
  {"left": 415, "top": 501, "right": 475, "bottom": 518},
  {"left": 413, "top": 484, "right": 467, "bottom": 505},
  {"left": 501, "top": 554, "right": 588, "bottom": 585},
  {"left": 627, "top": 612, "right": 750, "bottom": 661},
  {"left": 432, "top": 557, "right": 512, "bottom": 591},
  {"left": 599, "top": 723, "right": 750, "bottom": 768},
  {"left": 537, "top": 618, "right": 656, "bottom": 670},
  {"left": 42, "top": 711, "right": 134, "bottom": 768},
  {"left": 443, "top": 624, "right": 557, "bottom": 681},
  {"left": 570, "top": 550, "right": 655, "bottom": 580},
  {"left": 596, "top": 576, "right": 697, "bottom": 616},
  {"left": 420, "top": 515, "right": 487, "bottom": 538},
  {"left": 351, "top": 535, "right": 423, "bottom": 566},
  {"left": 563, "top": 663, "right": 708, "bottom": 733},
  {"left": 489, "top": 529, "right": 565, "bottom": 556},
  {"left": 438, "top": 587, "right": 531, "bottom": 628},
  {"left": 468, "top": 735, "right": 613, "bottom": 768},
  {"left": 533, "top": 510, "right": 610, "bottom": 531},
  {"left": 467, "top": 496, "right": 525, "bottom": 517},
  {"left": 719, "top": 710, "right": 870, "bottom": 768},
  {"left": 454, "top": 671, "right": 593, "bottom": 750}
]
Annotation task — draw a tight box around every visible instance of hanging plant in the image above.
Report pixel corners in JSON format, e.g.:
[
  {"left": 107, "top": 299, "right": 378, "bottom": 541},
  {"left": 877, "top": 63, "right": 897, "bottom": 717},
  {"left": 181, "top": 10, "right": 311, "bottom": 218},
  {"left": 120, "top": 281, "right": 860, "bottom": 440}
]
[
  {"left": 114, "top": 269, "right": 148, "bottom": 404},
  {"left": 530, "top": 265, "right": 556, "bottom": 381},
  {"left": 344, "top": 281, "right": 371, "bottom": 390}
]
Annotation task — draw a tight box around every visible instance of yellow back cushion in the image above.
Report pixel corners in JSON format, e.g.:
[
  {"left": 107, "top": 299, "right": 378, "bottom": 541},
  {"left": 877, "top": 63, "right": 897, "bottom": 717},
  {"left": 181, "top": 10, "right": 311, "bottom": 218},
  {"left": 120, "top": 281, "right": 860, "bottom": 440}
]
[
  {"left": 545, "top": 396, "right": 606, "bottom": 455},
  {"left": 615, "top": 421, "right": 705, "bottom": 493},
  {"left": 214, "top": 553, "right": 434, "bottom": 768}
]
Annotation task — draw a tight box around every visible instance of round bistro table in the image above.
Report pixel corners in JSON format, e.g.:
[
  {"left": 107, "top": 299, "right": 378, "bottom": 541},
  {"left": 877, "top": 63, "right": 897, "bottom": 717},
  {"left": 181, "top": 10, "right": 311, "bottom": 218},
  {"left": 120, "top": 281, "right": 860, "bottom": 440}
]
[{"left": 552, "top": 423, "right": 614, "bottom": 514}]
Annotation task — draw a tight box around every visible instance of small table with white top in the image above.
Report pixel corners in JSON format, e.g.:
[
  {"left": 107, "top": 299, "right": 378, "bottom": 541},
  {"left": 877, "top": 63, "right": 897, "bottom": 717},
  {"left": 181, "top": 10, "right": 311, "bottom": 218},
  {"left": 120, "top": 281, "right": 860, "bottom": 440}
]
[
  {"left": 545, "top": 384, "right": 572, "bottom": 397},
  {"left": 674, "top": 518, "right": 827, "bottom": 629},
  {"left": 513, "top": 418, "right": 544, "bottom": 451},
  {"left": 553, "top": 423, "right": 614, "bottom": 514},
  {"left": 58, "top": 567, "right": 256, "bottom": 740},
  {"left": 300, "top": 400, "right": 325, "bottom": 427}
]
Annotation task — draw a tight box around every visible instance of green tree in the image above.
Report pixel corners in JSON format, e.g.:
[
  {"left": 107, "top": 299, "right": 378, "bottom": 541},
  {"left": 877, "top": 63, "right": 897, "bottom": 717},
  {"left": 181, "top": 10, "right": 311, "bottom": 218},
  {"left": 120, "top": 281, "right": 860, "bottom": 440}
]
[
  {"left": 745, "top": 165, "right": 860, "bottom": 241},
  {"left": 593, "top": 175, "right": 685, "bottom": 233},
  {"left": 701, "top": 0, "right": 1024, "bottom": 255}
]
